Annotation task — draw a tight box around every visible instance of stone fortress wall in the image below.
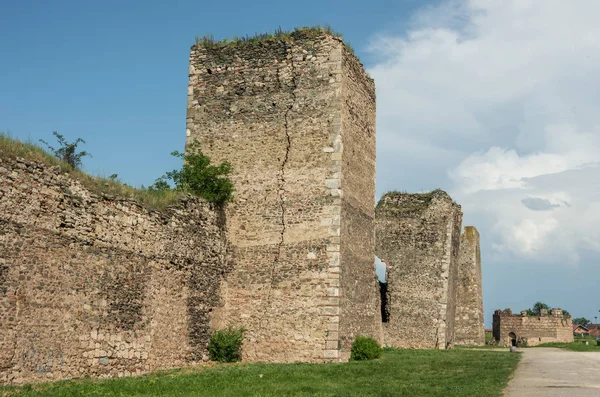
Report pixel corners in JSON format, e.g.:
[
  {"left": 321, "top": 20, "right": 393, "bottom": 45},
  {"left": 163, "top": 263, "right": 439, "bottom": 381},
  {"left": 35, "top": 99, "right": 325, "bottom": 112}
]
[
  {"left": 374, "top": 190, "right": 463, "bottom": 349},
  {"left": 493, "top": 309, "right": 573, "bottom": 347},
  {"left": 185, "top": 29, "right": 382, "bottom": 362},
  {"left": 0, "top": 156, "right": 229, "bottom": 384},
  {"left": 0, "top": 27, "right": 488, "bottom": 386},
  {"left": 454, "top": 227, "right": 485, "bottom": 346}
]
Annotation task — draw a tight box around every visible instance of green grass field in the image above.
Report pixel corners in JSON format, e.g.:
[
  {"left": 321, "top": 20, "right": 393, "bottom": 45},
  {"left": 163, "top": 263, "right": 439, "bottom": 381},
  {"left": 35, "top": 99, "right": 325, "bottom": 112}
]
[
  {"left": 536, "top": 336, "right": 600, "bottom": 352},
  {"left": 1, "top": 349, "right": 520, "bottom": 397},
  {"left": 454, "top": 344, "right": 507, "bottom": 350},
  {"left": 485, "top": 332, "right": 493, "bottom": 343}
]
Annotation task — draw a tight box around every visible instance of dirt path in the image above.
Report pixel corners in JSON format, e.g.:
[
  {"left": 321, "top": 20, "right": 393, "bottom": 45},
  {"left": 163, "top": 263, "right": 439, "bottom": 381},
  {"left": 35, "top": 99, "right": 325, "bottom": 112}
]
[{"left": 504, "top": 348, "right": 600, "bottom": 396}]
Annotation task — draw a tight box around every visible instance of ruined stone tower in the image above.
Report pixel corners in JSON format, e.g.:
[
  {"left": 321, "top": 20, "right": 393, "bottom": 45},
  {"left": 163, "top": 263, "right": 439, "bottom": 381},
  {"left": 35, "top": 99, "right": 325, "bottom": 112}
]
[
  {"left": 186, "top": 28, "right": 382, "bottom": 362},
  {"left": 375, "top": 190, "right": 462, "bottom": 349},
  {"left": 454, "top": 226, "right": 484, "bottom": 346},
  {"left": 493, "top": 308, "right": 573, "bottom": 346}
]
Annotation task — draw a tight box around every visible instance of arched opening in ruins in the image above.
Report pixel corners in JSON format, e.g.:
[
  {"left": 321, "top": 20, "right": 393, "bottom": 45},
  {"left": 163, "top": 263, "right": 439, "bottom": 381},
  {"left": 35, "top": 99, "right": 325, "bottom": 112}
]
[
  {"left": 508, "top": 332, "right": 517, "bottom": 347},
  {"left": 375, "top": 257, "right": 389, "bottom": 323}
]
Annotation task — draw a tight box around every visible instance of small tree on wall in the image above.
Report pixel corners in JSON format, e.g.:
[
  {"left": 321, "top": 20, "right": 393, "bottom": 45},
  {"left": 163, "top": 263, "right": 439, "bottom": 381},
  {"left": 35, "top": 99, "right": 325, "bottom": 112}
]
[
  {"left": 532, "top": 302, "right": 551, "bottom": 315},
  {"left": 152, "top": 140, "right": 234, "bottom": 205},
  {"left": 39, "top": 131, "right": 91, "bottom": 170},
  {"left": 523, "top": 302, "right": 571, "bottom": 318}
]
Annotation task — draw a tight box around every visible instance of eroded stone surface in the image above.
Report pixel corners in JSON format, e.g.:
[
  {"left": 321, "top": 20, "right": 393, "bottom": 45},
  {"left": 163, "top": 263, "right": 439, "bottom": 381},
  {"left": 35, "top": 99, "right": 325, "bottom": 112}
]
[
  {"left": 493, "top": 309, "right": 573, "bottom": 346},
  {"left": 375, "top": 190, "right": 462, "bottom": 349},
  {"left": 0, "top": 29, "right": 492, "bottom": 386},
  {"left": 186, "top": 30, "right": 382, "bottom": 362},
  {"left": 0, "top": 157, "right": 229, "bottom": 385},
  {"left": 454, "top": 226, "right": 484, "bottom": 346}
]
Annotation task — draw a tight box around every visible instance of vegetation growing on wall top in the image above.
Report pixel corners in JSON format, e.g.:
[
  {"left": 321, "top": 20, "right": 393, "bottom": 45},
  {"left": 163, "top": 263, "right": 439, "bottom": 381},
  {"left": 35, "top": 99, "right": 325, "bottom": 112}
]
[
  {"left": 195, "top": 25, "right": 354, "bottom": 53},
  {"left": 375, "top": 189, "right": 448, "bottom": 215},
  {"left": 39, "top": 131, "right": 91, "bottom": 170},
  {"left": 151, "top": 140, "right": 234, "bottom": 206},
  {"left": 517, "top": 301, "right": 571, "bottom": 319},
  {"left": 0, "top": 132, "right": 232, "bottom": 210},
  {"left": 0, "top": 132, "right": 186, "bottom": 210}
]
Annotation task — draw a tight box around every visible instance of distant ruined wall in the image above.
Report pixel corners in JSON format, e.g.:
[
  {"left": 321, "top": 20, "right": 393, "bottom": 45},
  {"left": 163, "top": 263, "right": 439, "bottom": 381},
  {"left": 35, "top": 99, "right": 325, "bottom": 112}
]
[
  {"left": 454, "top": 226, "right": 484, "bottom": 346},
  {"left": 0, "top": 157, "right": 228, "bottom": 385},
  {"left": 493, "top": 309, "right": 573, "bottom": 346},
  {"left": 375, "top": 190, "right": 462, "bottom": 349},
  {"left": 186, "top": 30, "right": 381, "bottom": 362}
]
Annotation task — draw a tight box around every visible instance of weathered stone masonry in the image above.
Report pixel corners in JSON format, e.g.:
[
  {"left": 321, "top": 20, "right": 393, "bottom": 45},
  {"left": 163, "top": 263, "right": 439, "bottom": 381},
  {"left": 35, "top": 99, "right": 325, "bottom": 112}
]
[
  {"left": 0, "top": 157, "right": 229, "bottom": 384},
  {"left": 186, "top": 30, "right": 382, "bottom": 362},
  {"left": 0, "top": 27, "right": 490, "bottom": 386},
  {"left": 493, "top": 309, "right": 573, "bottom": 347},
  {"left": 375, "top": 190, "right": 462, "bottom": 349},
  {"left": 454, "top": 226, "right": 484, "bottom": 346}
]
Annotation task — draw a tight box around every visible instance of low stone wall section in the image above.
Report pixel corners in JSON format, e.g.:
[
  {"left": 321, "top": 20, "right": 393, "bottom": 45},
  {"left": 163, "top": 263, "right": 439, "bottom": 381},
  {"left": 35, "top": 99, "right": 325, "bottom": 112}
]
[{"left": 0, "top": 157, "right": 229, "bottom": 385}]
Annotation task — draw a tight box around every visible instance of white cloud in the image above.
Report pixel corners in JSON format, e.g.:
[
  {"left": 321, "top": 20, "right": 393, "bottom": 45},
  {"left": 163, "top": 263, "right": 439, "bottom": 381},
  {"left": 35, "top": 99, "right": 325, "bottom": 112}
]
[
  {"left": 457, "top": 167, "right": 600, "bottom": 265},
  {"left": 369, "top": 0, "right": 600, "bottom": 264}
]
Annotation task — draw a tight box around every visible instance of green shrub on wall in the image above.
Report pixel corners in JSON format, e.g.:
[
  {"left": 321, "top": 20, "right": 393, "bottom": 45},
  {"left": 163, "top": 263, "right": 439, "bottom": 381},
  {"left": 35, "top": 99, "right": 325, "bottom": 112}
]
[
  {"left": 350, "top": 336, "right": 382, "bottom": 361},
  {"left": 153, "top": 140, "right": 233, "bottom": 205},
  {"left": 0, "top": 133, "right": 229, "bottom": 210},
  {"left": 39, "top": 131, "right": 91, "bottom": 170},
  {"left": 208, "top": 327, "right": 246, "bottom": 362}
]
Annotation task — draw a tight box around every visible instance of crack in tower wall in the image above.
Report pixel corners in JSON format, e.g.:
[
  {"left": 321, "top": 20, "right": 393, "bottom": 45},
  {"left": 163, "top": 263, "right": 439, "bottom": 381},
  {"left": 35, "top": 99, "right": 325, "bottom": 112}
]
[
  {"left": 260, "top": 40, "right": 296, "bottom": 330},
  {"left": 187, "top": 32, "right": 379, "bottom": 363}
]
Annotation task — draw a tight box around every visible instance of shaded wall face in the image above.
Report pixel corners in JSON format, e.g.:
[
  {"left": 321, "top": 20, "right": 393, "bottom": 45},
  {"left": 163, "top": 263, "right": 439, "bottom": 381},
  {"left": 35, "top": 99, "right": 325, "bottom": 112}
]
[
  {"left": 493, "top": 313, "right": 574, "bottom": 346},
  {"left": 454, "top": 227, "right": 485, "bottom": 346},
  {"left": 338, "top": 46, "right": 383, "bottom": 354},
  {"left": 186, "top": 33, "right": 379, "bottom": 362},
  {"left": 492, "top": 314, "right": 501, "bottom": 342},
  {"left": 444, "top": 205, "right": 462, "bottom": 349},
  {"left": 0, "top": 158, "right": 228, "bottom": 385},
  {"left": 375, "top": 192, "right": 461, "bottom": 349}
]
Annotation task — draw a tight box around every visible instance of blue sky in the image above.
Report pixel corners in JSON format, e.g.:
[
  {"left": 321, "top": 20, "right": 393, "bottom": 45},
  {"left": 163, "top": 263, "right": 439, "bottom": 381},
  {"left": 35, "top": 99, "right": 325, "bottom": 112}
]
[
  {"left": 2, "top": 0, "right": 599, "bottom": 326},
  {"left": 0, "top": 0, "right": 429, "bottom": 185}
]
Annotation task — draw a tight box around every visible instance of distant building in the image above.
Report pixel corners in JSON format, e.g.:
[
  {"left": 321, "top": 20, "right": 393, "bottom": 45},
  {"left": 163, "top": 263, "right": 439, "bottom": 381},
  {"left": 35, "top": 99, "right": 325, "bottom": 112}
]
[
  {"left": 573, "top": 324, "right": 589, "bottom": 336},
  {"left": 493, "top": 308, "right": 573, "bottom": 346},
  {"left": 585, "top": 324, "right": 600, "bottom": 338}
]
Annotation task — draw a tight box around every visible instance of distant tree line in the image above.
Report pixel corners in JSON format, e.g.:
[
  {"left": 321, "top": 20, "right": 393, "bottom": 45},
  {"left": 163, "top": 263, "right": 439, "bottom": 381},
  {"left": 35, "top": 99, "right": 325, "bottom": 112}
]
[
  {"left": 573, "top": 317, "right": 591, "bottom": 326},
  {"left": 523, "top": 301, "right": 570, "bottom": 318}
]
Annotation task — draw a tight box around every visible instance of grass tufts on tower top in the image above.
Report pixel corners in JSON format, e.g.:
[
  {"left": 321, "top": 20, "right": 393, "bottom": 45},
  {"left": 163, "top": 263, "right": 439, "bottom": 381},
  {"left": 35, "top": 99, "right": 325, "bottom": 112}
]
[{"left": 194, "top": 25, "right": 354, "bottom": 53}]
